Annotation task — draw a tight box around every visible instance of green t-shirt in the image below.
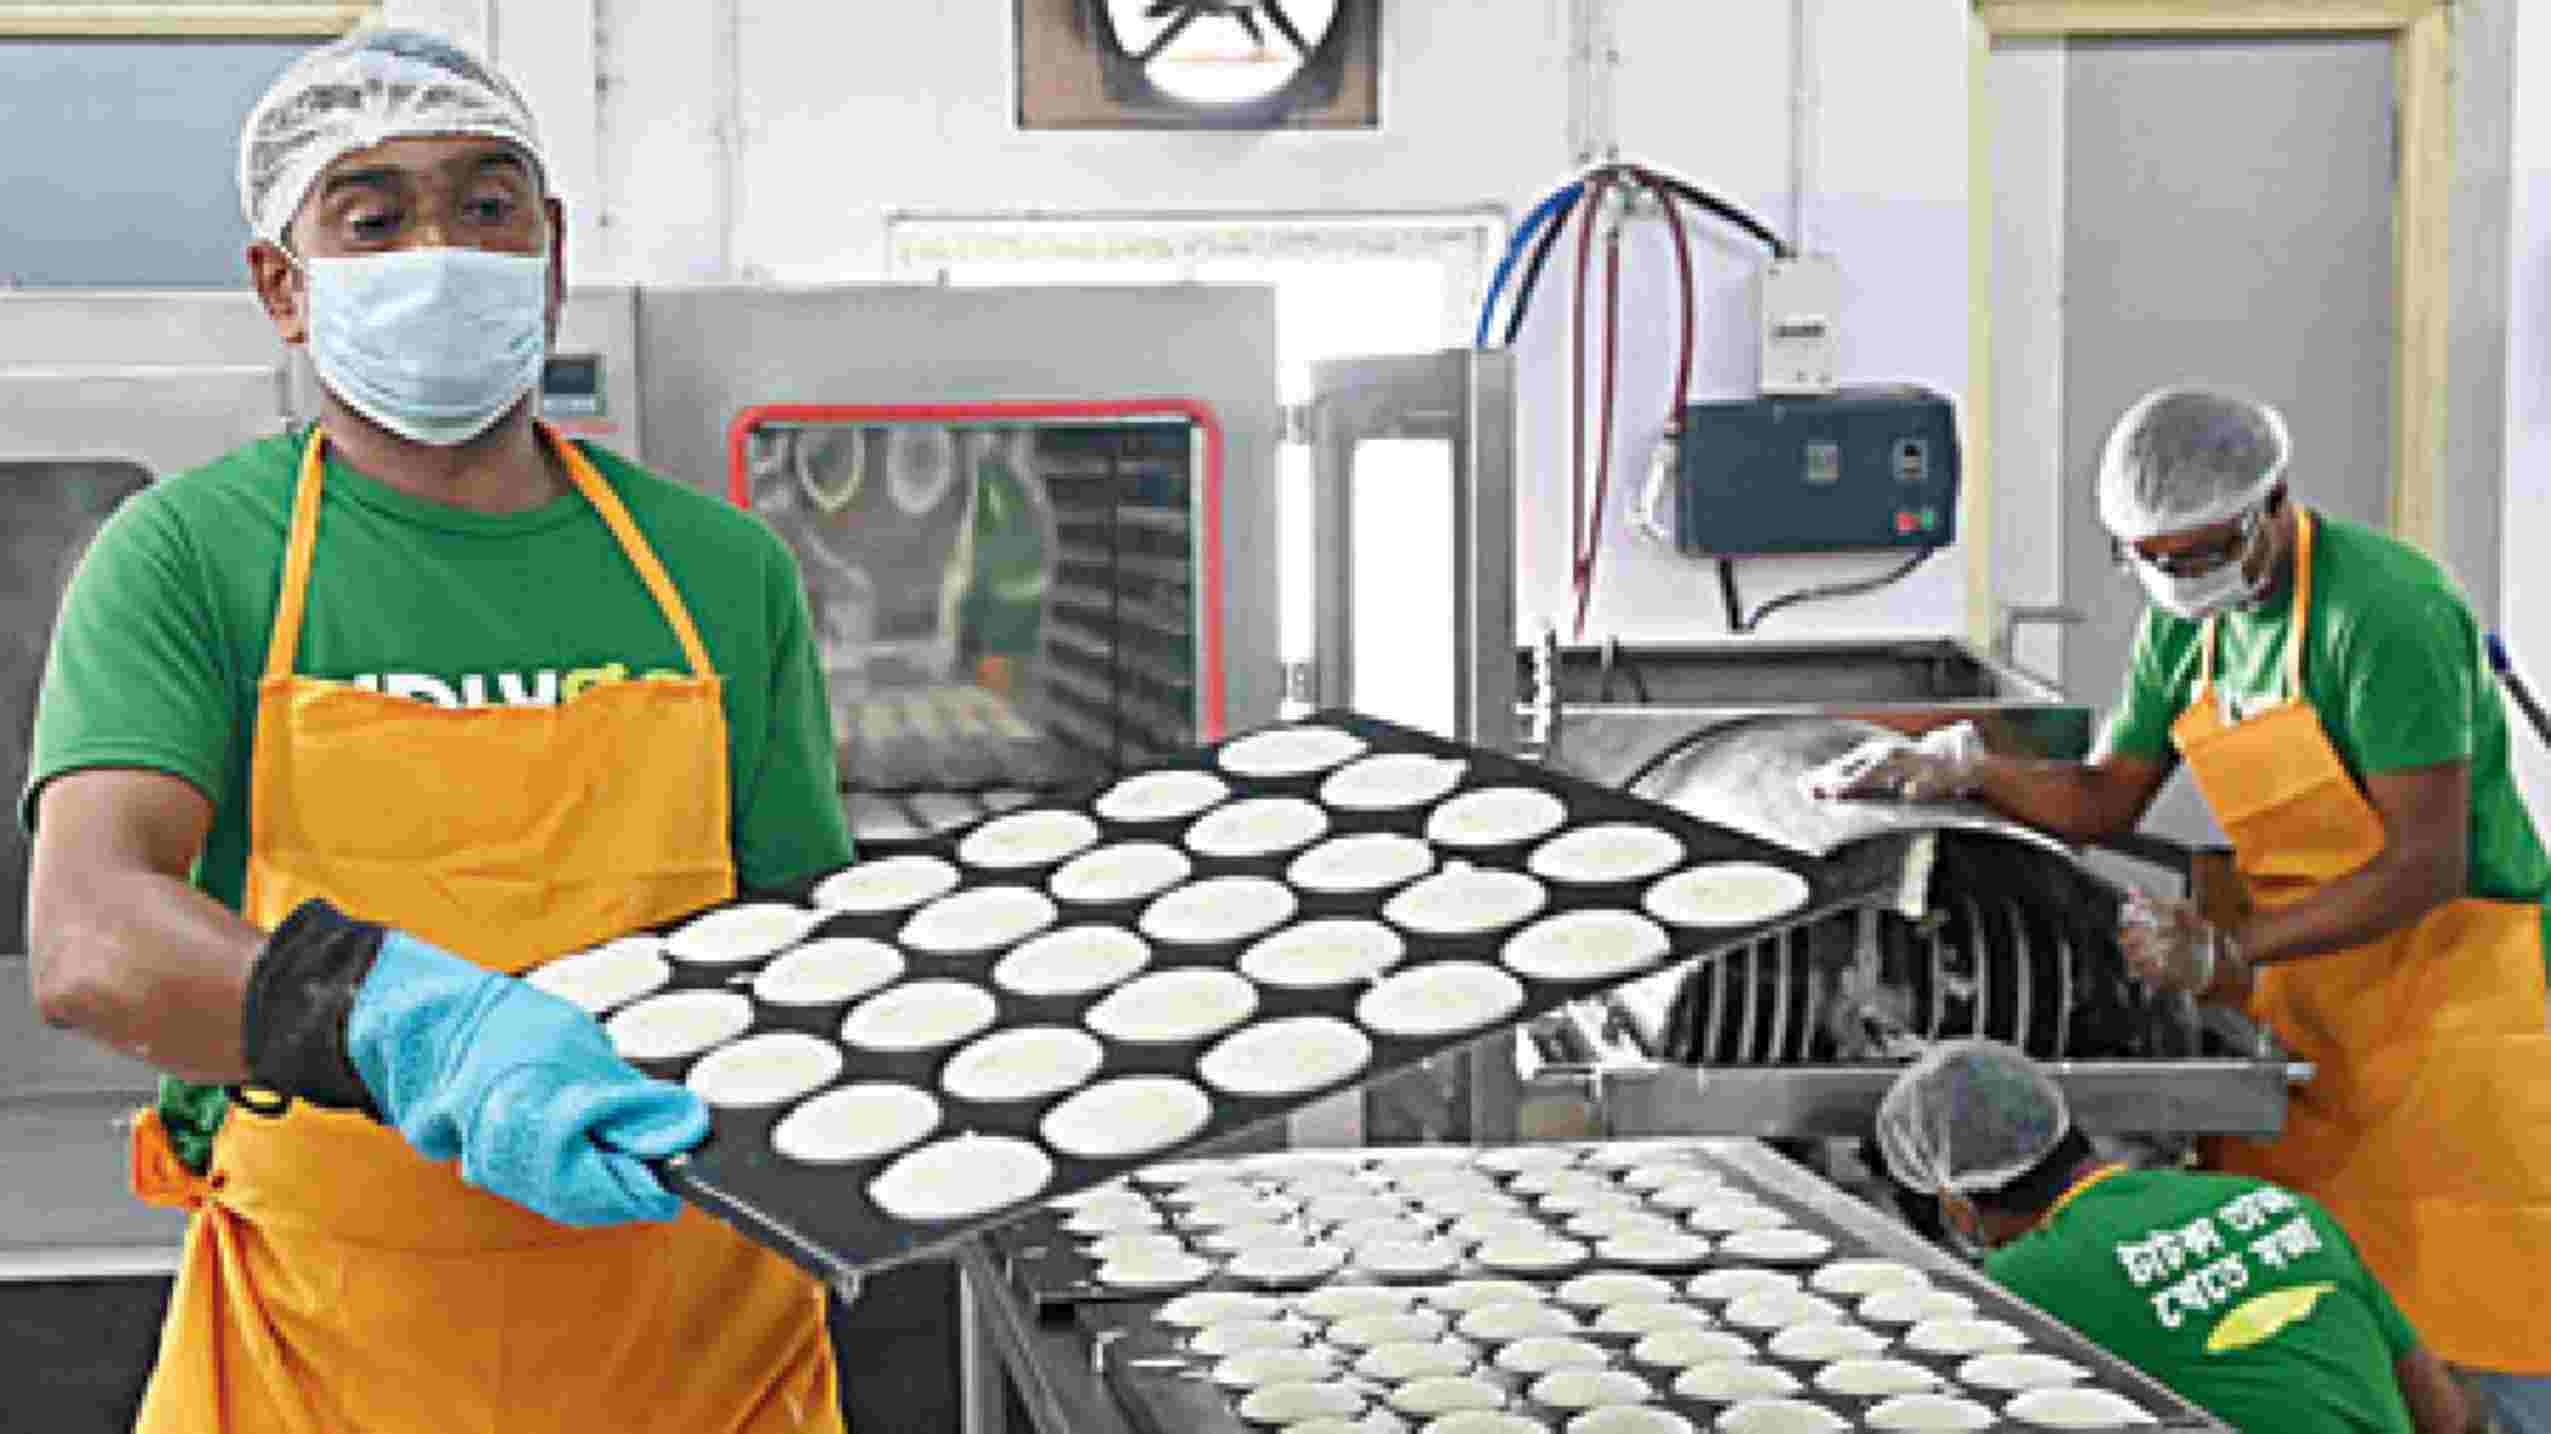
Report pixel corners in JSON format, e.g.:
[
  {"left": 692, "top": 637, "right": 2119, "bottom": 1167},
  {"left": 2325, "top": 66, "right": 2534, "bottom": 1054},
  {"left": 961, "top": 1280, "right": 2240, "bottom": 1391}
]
[
  {"left": 2102, "top": 510, "right": 2551, "bottom": 920},
  {"left": 1988, "top": 1169, "right": 2416, "bottom": 1434},
  {"left": 23, "top": 426, "right": 854, "bottom": 1166}
]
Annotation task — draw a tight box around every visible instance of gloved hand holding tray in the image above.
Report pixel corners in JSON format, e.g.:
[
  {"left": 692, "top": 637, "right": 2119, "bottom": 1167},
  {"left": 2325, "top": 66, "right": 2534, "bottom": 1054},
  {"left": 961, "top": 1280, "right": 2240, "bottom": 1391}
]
[{"left": 527, "top": 711, "right": 1884, "bottom": 1285}]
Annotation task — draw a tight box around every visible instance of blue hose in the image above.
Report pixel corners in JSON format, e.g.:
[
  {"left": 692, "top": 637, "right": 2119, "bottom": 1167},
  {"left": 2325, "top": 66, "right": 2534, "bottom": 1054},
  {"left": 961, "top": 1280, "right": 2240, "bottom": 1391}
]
[
  {"left": 2488, "top": 631, "right": 2512, "bottom": 674},
  {"left": 1476, "top": 180, "right": 1585, "bottom": 348}
]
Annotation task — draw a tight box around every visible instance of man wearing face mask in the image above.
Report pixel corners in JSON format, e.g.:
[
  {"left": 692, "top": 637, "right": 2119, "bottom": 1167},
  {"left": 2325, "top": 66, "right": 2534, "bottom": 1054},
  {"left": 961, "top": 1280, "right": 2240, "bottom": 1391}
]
[
  {"left": 20, "top": 30, "right": 851, "bottom": 1433},
  {"left": 1819, "top": 386, "right": 2551, "bottom": 1426},
  {"left": 1875, "top": 1041, "right": 2474, "bottom": 1434}
]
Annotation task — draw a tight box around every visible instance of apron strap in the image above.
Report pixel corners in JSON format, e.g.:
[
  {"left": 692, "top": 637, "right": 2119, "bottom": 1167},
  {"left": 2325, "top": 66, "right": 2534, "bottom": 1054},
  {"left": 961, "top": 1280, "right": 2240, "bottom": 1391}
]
[
  {"left": 263, "top": 424, "right": 718, "bottom": 683},
  {"left": 2193, "top": 504, "right": 2318, "bottom": 708},
  {"left": 542, "top": 422, "right": 718, "bottom": 681},
  {"left": 263, "top": 428, "right": 331, "bottom": 682},
  {"left": 2283, "top": 505, "right": 2316, "bottom": 701}
]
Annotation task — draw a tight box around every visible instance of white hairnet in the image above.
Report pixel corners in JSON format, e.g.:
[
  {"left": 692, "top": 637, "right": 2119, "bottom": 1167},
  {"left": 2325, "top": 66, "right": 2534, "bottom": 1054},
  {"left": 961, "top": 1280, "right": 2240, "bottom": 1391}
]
[
  {"left": 238, "top": 28, "right": 545, "bottom": 246},
  {"left": 2096, "top": 386, "right": 2289, "bottom": 542},
  {"left": 1874, "top": 1039, "right": 2070, "bottom": 1196}
]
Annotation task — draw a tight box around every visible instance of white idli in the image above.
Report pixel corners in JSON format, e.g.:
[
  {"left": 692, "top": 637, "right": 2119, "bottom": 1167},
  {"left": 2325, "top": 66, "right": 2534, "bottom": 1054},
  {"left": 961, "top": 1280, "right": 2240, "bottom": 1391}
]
[
  {"left": 605, "top": 989, "right": 752, "bottom": 1062},
  {"left": 1095, "top": 768, "right": 1230, "bottom": 823},
  {"left": 1427, "top": 786, "right": 1569, "bottom": 848},
  {"left": 1049, "top": 841, "right": 1192, "bottom": 905},
  {"left": 938, "top": 1026, "right": 1105, "bottom": 1103},
  {"left": 1865, "top": 1394, "right": 1995, "bottom": 1432},
  {"left": 527, "top": 938, "right": 670, "bottom": 1014},
  {"left": 991, "top": 924, "right": 1150, "bottom": 998},
  {"left": 752, "top": 937, "right": 904, "bottom": 1007},
  {"left": 1711, "top": 1397, "right": 1846, "bottom": 1433},
  {"left": 1528, "top": 824, "right": 1686, "bottom": 886},
  {"left": 770, "top": 1083, "right": 939, "bottom": 1165},
  {"left": 1211, "top": 1349, "right": 1339, "bottom": 1390},
  {"left": 1643, "top": 864, "right": 1812, "bottom": 929},
  {"left": 1084, "top": 968, "right": 1258, "bottom": 1045},
  {"left": 1286, "top": 832, "right": 1436, "bottom": 894},
  {"left": 685, "top": 1031, "right": 843, "bottom": 1108},
  {"left": 1813, "top": 1359, "right": 1941, "bottom": 1397},
  {"left": 1386, "top": 1375, "right": 1506, "bottom": 1417},
  {"left": 810, "top": 855, "right": 959, "bottom": 914},
  {"left": 1766, "top": 1323, "right": 1890, "bottom": 1361},
  {"left": 957, "top": 807, "right": 1101, "bottom": 870},
  {"left": 1355, "top": 961, "right": 1526, "bottom": 1039},
  {"left": 1199, "top": 1017, "right": 1374, "bottom": 1098},
  {"left": 1493, "top": 1335, "right": 1609, "bottom": 1374},
  {"left": 1382, "top": 865, "right": 1549, "bottom": 936},
  {"left": 1217, "top": 725, "right": 1367, "bottom": 778},
  {"left": 665, "top": 902, "right": 823, "bottom": 965},
  {"left": 839, "top": 980, "right": 997, "bottom": 1053},
  {"left": 1238, "top": 919, "right": 1407, "bottom": 989},
  {"left": 1138, "top": 875, "right": 1299, "bottom": 945},
  {"left": 1670, "top": 1365, "right": 1802, "bottom": 1402},
  {"left": 899, "top": 886, "right": 1058, "bottom": 956},
  {"left": 867, "top": 1133, "right": 1052, "bottom": 1223},
  {"left": 2002, "top": 1387, "right": 2156, "bottom": 1428},
  {"left": 1185, "top": 797, "right": 1331, "bottom": 859},
  {"left": 1039, "top": 1075, "right": 1213, "bottom": 1159},
  {"left": 1530, "top": 1369, "right": 1653, "bottom": 1411},
  {"left": 1502, "top": 909, "right": 1672, "bottom": 983},
  {"left": 1318, "top": 752, "right": 1466, "bottom": 810}
]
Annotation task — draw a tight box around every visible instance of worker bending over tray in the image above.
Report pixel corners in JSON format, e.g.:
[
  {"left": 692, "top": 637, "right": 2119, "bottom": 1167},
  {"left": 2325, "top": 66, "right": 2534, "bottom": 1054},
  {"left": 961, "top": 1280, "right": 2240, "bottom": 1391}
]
[
  {"left": 1878, "top": 1040, "right": 2472, "bottom": 1434},
  {"left": 21, "top": 28, "right": 853, "bottom": 1433},
  {"left": 1818, "top": 386, "right": 2551, "bottom": 1431}
]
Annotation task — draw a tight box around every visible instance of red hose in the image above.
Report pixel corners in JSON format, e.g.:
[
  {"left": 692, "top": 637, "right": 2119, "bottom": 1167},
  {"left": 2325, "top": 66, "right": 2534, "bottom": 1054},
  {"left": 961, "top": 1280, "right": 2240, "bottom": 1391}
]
[
  {"left": 1576, "top": 215, "right": 1624, "bottom": 638},
  {"left": 1632, "top": 166, "right": 1698, "bottom": 430},
  {"left": 1568, "top": 171, "right": 1609, "bottom": 640}
]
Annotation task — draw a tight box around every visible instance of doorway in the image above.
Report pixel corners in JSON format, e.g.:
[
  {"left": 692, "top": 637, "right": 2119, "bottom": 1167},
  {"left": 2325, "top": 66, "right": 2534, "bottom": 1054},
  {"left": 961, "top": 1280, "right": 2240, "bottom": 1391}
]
[{"left": 1977, "top": 6, "right": 2446, "bottom": 843}]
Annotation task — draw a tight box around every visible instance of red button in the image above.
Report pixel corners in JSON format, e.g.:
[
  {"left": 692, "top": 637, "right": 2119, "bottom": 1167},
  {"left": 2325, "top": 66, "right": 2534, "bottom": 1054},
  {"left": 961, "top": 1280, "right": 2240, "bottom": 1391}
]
[{"left": 1896, "top": 511, "right": 1917, "bottom": 534}]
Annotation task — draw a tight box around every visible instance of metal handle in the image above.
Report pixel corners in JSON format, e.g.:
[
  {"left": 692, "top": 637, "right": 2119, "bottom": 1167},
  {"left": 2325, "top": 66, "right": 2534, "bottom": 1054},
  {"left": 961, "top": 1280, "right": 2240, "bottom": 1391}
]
[{"left": 1994, "top": 602, "right": 2086, "bottom": 690}]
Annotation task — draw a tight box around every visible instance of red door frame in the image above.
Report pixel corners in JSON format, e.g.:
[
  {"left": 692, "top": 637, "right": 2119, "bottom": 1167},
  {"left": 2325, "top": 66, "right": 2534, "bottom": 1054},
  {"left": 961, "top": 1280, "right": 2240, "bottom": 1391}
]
[{"left": 726, "top": 399, "right": 1228, "bottom": 740}]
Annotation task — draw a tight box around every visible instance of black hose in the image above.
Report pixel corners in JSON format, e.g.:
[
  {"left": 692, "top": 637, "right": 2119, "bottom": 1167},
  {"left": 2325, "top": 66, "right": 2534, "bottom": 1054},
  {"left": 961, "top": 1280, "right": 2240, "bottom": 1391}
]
[
  {"left": 1624, "top": 167, "right": 1791, "bottom": 260},
  {"left": 1501, "top": 184, "right": 1585, "bottom": 347},
  {"left": 1738, "top": 547, "right": 1939, "bottom": 634}
]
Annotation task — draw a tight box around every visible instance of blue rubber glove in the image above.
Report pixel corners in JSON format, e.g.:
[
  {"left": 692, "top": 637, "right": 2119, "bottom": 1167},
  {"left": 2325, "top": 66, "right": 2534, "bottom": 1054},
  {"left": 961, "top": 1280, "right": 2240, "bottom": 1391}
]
[{"left": 345, "top": 930, "right": 710, "bottom": 1227}]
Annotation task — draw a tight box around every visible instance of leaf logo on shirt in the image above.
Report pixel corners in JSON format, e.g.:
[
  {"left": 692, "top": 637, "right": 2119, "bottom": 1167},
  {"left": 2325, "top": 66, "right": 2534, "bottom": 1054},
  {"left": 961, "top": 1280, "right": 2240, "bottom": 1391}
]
[{"left": 2203, "top": 1282, "right": 2335, "bottom": 1354}]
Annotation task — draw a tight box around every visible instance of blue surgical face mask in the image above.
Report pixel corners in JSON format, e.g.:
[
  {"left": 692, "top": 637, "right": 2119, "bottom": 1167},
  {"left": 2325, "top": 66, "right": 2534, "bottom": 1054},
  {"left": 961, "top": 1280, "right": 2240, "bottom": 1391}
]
[{"left": 300, "top": 247, "right": 548, "bottom": 446}]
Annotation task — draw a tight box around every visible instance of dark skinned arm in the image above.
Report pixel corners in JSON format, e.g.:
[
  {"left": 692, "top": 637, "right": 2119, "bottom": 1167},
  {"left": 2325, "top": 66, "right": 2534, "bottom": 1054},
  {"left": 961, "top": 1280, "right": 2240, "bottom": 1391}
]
[
  {"left": 2394, "top": 1344, "right": 2478, "bottom": 1434},
  {"left": 26, "top": 767, "right": 266, "bottom": 1082},
  {"left": 1965, "top": 749, "right": 2178, "bottom": 845},
  {"left": 1833, "top": 740, "right": 2177, "bottom": 844},
  {"left": 2196, "top": 760, "right": 2467, "bottom": 1004}
]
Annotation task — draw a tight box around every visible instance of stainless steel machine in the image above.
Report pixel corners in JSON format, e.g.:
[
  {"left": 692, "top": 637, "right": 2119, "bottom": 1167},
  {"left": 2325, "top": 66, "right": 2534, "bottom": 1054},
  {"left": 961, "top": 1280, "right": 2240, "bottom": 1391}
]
[{"left": 1293, "top": 349, "right": 2303, "bottom": 1168}]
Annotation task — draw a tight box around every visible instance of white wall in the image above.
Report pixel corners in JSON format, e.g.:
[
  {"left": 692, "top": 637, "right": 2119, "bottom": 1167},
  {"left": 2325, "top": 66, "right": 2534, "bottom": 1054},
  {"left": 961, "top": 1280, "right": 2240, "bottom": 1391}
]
[
  {"left": 2503, "top": 2, "right": 2551, "bottom": 819},
  {"left": 385, "top": 0, "right": 1983, "bottom": 646}
]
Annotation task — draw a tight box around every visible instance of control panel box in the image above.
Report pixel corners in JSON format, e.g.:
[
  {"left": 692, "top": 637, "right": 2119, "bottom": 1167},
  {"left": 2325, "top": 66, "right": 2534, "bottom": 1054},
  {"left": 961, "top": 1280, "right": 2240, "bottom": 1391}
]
[{"left": 1674, "top": 387, "right": 1960, "bottom": 555}]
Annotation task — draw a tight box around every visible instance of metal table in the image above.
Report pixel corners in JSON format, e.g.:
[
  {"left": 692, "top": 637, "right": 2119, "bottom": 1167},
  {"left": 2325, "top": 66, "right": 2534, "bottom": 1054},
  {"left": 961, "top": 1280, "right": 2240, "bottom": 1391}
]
[
  {"left": 949, "top": 1138, "right": 2228, "bottom": 1434},
  {"left": 953, "top": 1238, "right": 1140, "bottom": 1434}
]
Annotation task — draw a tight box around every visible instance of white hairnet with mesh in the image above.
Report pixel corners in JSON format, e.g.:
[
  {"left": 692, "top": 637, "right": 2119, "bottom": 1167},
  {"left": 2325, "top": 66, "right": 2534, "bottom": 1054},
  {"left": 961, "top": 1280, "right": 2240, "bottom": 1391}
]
[
  {"left": 237, "top": 27, "right": 544, "bottom": 246},
  {"left": 1874, "top": 1039, "right": 2071, "bottom": 1196},
  {"left": 2095, "top": 386, "right": 2290, "bottom": 542}
]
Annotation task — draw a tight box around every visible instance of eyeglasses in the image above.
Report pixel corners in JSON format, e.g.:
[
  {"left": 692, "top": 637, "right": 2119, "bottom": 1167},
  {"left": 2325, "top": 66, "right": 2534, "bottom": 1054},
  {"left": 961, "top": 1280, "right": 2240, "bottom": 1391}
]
[{"left": 2111, "top": 508, "right": 2262, "bottom": 579}]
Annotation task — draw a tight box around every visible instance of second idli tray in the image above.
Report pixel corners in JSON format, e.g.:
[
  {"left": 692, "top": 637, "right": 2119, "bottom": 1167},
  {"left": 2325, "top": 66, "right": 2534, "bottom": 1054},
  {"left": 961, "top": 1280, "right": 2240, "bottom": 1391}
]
[
  {"left": 550, "top": 711, "right": 1895, "bottom": 1284},
  {"left": 1082, "top": 1141, "right": 2225, "bottom": 1434}
]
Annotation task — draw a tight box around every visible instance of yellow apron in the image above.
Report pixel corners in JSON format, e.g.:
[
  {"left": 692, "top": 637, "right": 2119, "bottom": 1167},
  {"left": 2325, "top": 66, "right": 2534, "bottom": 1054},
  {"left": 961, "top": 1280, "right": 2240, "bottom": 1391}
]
[
  {"left": 129, "top": 424, "right": 841, "bottom": 1432},
  {"left": 2178, "top": 506, "right": 2551, "bottom": 1374}
]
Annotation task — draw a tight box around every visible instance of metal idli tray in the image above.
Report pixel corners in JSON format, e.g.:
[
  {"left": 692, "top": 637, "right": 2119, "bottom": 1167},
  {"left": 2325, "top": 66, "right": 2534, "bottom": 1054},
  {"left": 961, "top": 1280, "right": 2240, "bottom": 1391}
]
[
  {"left": 1087, "top": 1141, "right": 2225, "bottom": 1434},
  {"left": 590, "top": 712, "right": 1892, "bottom": 1283}
]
